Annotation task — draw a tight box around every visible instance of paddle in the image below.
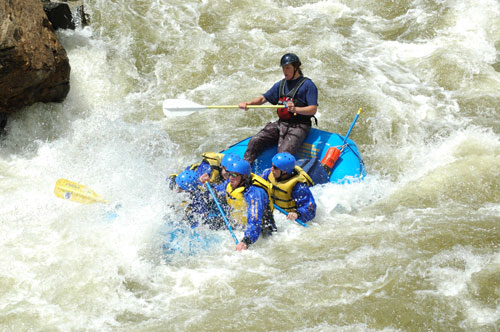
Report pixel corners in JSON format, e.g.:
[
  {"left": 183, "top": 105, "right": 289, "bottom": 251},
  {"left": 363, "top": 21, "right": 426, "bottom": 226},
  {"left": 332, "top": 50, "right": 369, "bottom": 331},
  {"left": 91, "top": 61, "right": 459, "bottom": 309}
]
[
  {"left": 342, "top": 108, "right": 363, "bottom": 144},
  {"left": 273, "top": 204, "right": 309, "bottom": 228},
  {"left": 54, "top": 178, "right": 107, "bottom": 204},
  {"left": 53, "top": 179, "right": 237, "bottom": 243},
  {"left": 163, "top": 99, "right": 285, "bottom": 117},
  {"left": 205, "top": 183, "right": 239, "bottom": 245}
]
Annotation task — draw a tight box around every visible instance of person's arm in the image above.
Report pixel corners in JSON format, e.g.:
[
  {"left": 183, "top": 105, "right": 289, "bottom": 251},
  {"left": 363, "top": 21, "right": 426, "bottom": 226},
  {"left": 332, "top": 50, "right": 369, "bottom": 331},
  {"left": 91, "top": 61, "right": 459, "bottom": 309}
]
[
  {"left": 213, "top": 178, "right": 228, "bottom": 193},
  {"left": 196, "top": 161, "right": 212, "bottom": 183},
  {"left": 237, "top": 187, "right": 267, "bottom": 250},
  {"left": 238, "top": 95, "right": 267, "bottom": 110},
  {"left": 289, "top": 183, "right": 316, "bottom": 223},
  {"left": 212, "top": 179, "right": 230, "bottom": 205},
  {"left": 239, "top": 81, "right": 281, "bottom": 110},
  {"left": 286, "top": 103, "right": 317, "bottom": 116},
  {"left": 259, "top": 168, "right": 272, "bottom": 180},
  {"left": 287, "top": 80, "right": 318, "bottom": 115}
]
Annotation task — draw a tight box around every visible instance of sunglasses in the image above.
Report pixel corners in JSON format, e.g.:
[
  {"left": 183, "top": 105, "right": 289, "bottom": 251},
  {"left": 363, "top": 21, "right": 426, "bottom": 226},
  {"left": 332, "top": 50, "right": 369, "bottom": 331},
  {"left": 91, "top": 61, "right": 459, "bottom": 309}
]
[{"left": 229, "top": 173, "right": 240, "bottom": 178}]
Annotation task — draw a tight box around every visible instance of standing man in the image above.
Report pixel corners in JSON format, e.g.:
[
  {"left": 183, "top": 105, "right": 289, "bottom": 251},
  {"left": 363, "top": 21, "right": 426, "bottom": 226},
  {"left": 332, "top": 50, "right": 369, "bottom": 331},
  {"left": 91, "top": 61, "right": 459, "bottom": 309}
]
[{"left": 239, "top": 53, "right": 318, "bottom": 164}]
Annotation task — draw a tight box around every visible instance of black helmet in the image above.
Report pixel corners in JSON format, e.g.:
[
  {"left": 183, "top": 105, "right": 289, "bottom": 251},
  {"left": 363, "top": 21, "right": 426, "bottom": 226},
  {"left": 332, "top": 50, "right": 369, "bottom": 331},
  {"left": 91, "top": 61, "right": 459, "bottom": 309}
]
[{"left": 280, "top": 53, "right": 301, "bottom": 67}]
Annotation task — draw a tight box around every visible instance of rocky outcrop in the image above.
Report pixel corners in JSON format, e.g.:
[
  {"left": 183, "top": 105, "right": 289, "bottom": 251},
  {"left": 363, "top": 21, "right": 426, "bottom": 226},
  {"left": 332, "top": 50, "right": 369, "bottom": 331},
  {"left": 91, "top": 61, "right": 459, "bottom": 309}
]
[
  {"left": 0, "top": 0, "right": 70, "bottom": 114},
  {"left": 43, "top": 1, "right": 75, "bottom": 30}
]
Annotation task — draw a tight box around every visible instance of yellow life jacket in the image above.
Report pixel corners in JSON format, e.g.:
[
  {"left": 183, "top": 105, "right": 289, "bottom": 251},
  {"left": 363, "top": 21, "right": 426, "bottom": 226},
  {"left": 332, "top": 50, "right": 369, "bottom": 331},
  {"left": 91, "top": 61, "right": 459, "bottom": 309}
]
[
  {"left": 225, "top": 173, "right": 274, "bottom": 225},
  {"left": 268, "top": 166, "right": 314, "bottom": 212},
  {"left": 189, "top": 152, "right": 224, "bottom": 184}
]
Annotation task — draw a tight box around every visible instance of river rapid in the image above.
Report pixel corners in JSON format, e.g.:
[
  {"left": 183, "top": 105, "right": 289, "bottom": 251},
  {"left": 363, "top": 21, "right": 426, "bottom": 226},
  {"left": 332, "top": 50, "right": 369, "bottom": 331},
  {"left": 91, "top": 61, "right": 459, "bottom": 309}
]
[{"left": 1, "top": 0, "right": 500, "bottom": 331}]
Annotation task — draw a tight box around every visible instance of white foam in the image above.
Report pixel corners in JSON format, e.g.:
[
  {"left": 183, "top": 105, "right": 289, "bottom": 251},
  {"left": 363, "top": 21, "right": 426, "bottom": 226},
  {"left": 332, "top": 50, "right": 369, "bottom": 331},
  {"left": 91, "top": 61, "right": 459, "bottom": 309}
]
[{"left": 2, "top": 0, "right": 500, "bottom": 330}]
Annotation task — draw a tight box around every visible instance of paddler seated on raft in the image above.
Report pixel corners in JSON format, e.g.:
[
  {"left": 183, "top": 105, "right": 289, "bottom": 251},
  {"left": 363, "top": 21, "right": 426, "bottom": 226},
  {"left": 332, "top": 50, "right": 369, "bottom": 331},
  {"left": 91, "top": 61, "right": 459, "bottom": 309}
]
[
  {"left": 261, "top": 152, "right": 316, "bottom": 223},
  {"left": 198, "top": 153, "right": 241, "bottom": 186},
  {"left": 238, "top": 53, "right": 318, "bottom": 165},
  {"left": 166, "top": 153, "right": 243, "bottom": 230},
  {"left": 214, "top": 159, "right": 277, "bottom": 251},
  {"left": 173, "top": 169, "right": 223, "bottom": 229},
  {"left": 167, "top": 152, "right": 241, "bottom": 189}
]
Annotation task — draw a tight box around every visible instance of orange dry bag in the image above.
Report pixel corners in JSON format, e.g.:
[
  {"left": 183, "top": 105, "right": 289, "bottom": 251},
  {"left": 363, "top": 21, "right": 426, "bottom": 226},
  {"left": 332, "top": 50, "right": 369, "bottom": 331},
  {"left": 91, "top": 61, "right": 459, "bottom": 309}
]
[{"left": 320, "top": 147, "right": 341, "bottom": 174}]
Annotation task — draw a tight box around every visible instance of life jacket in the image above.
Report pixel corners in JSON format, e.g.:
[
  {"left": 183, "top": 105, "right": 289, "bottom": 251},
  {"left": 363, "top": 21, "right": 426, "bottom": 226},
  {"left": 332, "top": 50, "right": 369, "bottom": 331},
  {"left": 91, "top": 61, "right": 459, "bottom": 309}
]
[
  {"left": 268, "top": 166, "right": 314, "bottom": 212},
  {"left": 225, "top": 173, "right": 274, "bottom": 225},
  {"left": 277, "top": 77, "right": 317, "bottom": 125},
  {"left": 189, "top": 152, "right": 224, "bottom": 184}
]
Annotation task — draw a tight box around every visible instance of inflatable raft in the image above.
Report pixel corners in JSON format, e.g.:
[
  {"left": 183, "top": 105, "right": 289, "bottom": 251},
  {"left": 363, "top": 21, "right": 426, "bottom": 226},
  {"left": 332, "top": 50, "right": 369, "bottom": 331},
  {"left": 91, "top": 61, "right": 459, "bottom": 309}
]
[
  {"left": 164, "top": 111, "right": 366, "bottom": 255},
  {"left": 221, "top": 127, "right": 366, "bottom": 185}
]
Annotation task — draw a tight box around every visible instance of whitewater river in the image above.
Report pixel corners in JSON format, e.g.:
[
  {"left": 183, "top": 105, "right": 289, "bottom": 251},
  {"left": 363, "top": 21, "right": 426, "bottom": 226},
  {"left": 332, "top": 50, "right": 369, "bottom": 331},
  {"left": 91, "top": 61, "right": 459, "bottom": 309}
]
[{"left": 1, "top": 0, "right": 499, "bottom": 331}]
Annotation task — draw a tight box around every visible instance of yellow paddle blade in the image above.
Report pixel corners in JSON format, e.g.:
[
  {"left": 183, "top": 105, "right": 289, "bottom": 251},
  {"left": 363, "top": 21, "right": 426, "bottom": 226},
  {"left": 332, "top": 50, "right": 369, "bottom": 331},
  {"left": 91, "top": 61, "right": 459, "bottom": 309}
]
[{"left": 54, "top": 178, "right": 107, "bottom": 204}]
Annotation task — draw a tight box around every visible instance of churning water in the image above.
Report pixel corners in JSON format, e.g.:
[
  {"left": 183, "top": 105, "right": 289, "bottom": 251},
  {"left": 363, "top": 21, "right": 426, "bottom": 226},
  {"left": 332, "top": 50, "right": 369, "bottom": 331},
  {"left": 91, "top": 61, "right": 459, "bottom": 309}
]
[{"left": 1, "top": 0, "right": 499, "bottom": 331}]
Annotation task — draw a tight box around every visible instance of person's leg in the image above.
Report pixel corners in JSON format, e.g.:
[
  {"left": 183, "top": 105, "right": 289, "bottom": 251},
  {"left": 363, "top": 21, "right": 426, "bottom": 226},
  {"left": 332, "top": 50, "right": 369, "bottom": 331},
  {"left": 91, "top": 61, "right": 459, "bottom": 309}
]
[
  {"left": 277, "top": 122, "right": 311, "bottom": 155},
  {"left": 243, "top": 121, "right": 280, "bottom": 164}
]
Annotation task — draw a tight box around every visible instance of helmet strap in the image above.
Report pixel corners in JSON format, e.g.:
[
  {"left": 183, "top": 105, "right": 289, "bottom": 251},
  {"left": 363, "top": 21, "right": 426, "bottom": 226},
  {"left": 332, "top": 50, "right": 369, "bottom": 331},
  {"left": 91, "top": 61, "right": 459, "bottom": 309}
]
[{"left": 287, "top": 66, "right": 299, "bottom": 81}]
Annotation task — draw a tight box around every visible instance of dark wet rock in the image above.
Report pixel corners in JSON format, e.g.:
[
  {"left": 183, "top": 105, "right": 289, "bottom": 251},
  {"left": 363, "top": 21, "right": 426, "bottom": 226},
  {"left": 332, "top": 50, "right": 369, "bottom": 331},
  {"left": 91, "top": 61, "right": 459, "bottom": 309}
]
[
  {"left": 0, "top": 0, "right": 70, "bottom": 113},
  {"left": 0, "top": 112, "right": 7, "bottom": 136},
  {"left": 43, "top": 2, "right": 75, "bottom": 30},
  {"left": 75, "top": 4, "right": 89, "bottom": 27}
]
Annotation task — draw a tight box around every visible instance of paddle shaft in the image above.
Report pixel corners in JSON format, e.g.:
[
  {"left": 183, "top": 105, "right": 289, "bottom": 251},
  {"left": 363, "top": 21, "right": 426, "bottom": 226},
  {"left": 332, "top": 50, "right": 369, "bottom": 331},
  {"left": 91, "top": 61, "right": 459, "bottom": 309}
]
[
  {"left": 342, "top": 108, "right": 362, "bottom": 145},
  {"left": 205, "top": 183, "right": 239, "bottom": 245},
  {"left": 206, "top": 105, "right": 286, "bottom": 109},
  {"left": 163, "top": 98, "right": 287, "bottom": 117},
  {"left": 273, "top": 204, "right": 309, "bottom": 228},
  {"left": 166, "top": 105, "right": 286, "bottom": 112}
]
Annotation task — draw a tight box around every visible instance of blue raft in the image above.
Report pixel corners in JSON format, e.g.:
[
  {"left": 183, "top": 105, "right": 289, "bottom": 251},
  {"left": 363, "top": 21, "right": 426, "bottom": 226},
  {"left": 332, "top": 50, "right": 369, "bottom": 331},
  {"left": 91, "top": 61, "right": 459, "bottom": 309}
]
[
  {"left": 160, "top": 221, "right": 223, "bottom": 257},
  {"left": 162, "top": 127, "right": 366, "bottom": 257},
  {"left": 221, "top": 127, "right": 366, "bottom": 185}
]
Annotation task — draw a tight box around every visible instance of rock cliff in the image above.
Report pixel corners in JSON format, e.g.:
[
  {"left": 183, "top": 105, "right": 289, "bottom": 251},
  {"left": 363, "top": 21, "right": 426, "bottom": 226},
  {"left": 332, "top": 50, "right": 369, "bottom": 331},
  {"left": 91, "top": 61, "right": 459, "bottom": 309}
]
[{"left": 0, "top": 0, "right": 70, "bottom": 114}]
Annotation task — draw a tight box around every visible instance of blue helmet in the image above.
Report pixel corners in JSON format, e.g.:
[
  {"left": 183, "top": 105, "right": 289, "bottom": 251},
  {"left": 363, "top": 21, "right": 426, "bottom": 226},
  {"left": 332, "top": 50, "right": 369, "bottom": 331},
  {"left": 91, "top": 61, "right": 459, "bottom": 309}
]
[
  {"left": 221, "top": 153, "right": 241, "bottom": 168},
  {"left": 175, "top": 170, "right": 198, "bottom": 191},
  {"left": 272, "top": 152, "right": 295, "bottom": 174},
  {"left": 226, "top": 159, "right": 251, "bottom": 176}
]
